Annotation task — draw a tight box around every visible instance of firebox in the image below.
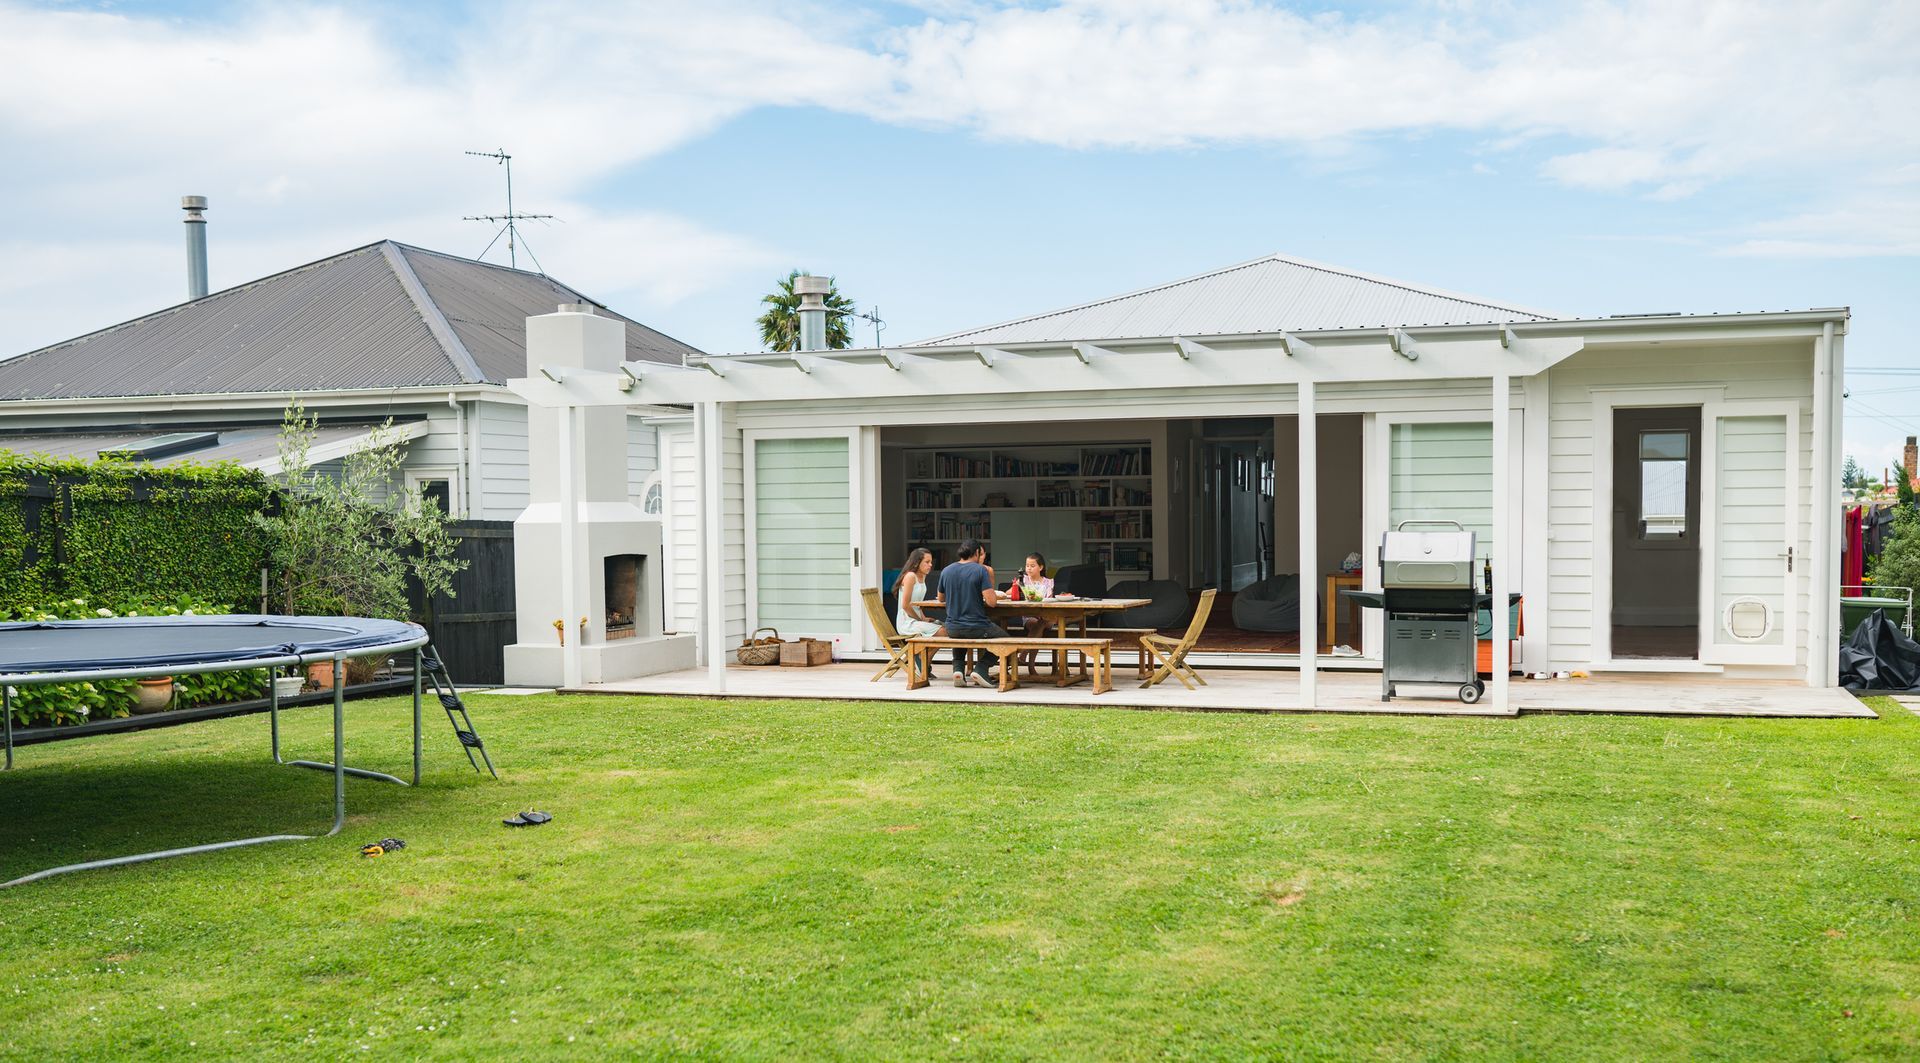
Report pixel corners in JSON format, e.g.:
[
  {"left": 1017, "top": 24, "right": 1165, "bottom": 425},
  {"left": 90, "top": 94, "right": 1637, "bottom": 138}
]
[{"left": 604, "top": 554, "right": 642, "bottom": 641}]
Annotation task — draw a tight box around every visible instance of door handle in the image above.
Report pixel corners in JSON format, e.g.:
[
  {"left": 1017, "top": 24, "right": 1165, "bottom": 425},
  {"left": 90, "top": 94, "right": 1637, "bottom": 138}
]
[{"left": 1780, "top": 546, "right": 1793, "bottom": 572}]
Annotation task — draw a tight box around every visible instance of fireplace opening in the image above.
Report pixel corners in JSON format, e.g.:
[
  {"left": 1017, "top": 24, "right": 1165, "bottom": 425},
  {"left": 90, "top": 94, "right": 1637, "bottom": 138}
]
[{"left": 604, "top": 554, "right": 642, "bottom": 641}]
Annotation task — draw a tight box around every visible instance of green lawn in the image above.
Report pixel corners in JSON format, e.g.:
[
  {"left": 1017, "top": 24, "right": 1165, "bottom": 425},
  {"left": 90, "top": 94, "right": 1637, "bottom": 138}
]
[{"left": 1, "top": 691, "right": 1917, "bottom": 1060}]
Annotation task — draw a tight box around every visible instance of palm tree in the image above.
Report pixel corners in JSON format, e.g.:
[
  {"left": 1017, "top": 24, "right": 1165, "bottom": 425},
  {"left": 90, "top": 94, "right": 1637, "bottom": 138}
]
[{"left": 757, "top": 269, "right": 855, "bottom": 352}]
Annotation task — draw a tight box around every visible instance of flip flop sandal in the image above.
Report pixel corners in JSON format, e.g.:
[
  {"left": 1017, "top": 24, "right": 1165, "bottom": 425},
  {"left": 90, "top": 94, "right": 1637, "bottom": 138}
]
[
  {"left": 502, "top": 813, "right": 531, "bottom": 827},
  {"left": 520, "top": 811, "right": 553, "bottom": 825}
]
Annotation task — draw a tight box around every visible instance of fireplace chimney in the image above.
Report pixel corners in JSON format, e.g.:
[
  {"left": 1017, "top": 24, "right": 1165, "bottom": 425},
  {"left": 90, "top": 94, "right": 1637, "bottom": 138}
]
[
  {"left": 1906, "top": 437, "right": 1917, "bottom": 486},
  {"left": 181, "top": 195, "right": 209, "bottom": 300},
  {"left": 793, "top": 274, "right": 831, "bottom": 351}
]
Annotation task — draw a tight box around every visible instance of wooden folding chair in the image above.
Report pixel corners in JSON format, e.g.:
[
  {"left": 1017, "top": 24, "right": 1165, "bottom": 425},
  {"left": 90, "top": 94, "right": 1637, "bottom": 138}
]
[
  {"left": 1140, "top": 588, "right": 1217, "bottom": 689},
  {"left": 861, "top": 587, "right": 913, "bottom": 682}
]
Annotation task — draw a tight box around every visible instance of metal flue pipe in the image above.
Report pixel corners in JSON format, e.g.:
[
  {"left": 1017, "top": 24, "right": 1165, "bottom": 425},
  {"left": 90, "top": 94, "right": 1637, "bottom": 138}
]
[
  {"left": 794, "top": 274, "right": 830, "bottom": 351},
  {"left": 182, "top": 195, "right": 209, "bottom": 300}
]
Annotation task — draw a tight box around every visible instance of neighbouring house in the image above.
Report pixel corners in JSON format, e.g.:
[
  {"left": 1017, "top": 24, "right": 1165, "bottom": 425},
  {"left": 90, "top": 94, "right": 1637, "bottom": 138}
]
[
  {"left": 512, "top": 253, "right": 1848, "bottom": 703},
  {"left": 0, "top": 240, "right": 698, "bottom": 519}
]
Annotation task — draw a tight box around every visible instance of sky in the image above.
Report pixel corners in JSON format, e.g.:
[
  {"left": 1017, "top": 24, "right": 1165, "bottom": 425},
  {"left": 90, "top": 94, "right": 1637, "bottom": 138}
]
[{"left": 1, "top": 0, "right": 1916, "bottom": 472}]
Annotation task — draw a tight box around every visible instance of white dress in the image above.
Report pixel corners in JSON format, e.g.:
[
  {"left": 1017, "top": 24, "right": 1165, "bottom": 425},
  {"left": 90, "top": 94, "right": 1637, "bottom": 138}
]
[{"left": 898, "top": 578, "right": 942, "bottom": 637}]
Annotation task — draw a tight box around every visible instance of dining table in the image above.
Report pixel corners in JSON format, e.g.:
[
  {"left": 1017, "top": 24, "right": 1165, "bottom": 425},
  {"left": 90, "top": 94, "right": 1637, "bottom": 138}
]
[{"left": 912, "top": 596, "right": 1151, "bottom": 687}]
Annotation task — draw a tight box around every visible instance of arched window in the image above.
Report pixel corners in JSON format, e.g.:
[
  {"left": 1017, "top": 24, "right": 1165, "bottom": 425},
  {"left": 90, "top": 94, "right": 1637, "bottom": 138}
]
[{"left": 640, "top": 472, "right": 664, "bottom": 516}]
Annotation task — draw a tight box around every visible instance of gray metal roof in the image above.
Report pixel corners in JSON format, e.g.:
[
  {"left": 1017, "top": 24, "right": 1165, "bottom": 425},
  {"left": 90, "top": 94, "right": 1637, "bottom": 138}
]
[
  {"left": 914, "top": 253, "right": 1564, "bottom": 346},
  {"left": 0, "top": 422, "right": 384, "bottom": 468},
  {"left": 0, "top": 241, "right": 704, "bottom": 402}
]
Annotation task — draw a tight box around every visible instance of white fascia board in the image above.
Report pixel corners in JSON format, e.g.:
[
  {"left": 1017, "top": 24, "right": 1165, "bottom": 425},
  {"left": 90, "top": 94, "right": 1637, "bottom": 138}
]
[
  {"left": 246, "top": 418, "right": 432, "bottom": 475},
  {"left": 0, "top": 383, "right": 509, "bottom": 419}
]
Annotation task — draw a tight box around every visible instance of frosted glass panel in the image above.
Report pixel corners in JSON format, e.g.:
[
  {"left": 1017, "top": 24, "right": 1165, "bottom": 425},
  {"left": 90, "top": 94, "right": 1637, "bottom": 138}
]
[
  {"left": 1711, "top": 415, "right": 1787, "bottom": 648},
  {"left": 1388, "top": 422, "right": 1493, "bottom": 562},
  {"left": 754, "top": 437, "right": 851, "bottom": 635}
]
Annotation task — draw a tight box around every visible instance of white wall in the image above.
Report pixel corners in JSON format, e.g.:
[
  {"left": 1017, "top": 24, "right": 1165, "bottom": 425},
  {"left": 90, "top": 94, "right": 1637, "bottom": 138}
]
[
  {"left": 659, "top": 414, "right": 743, "bottom": 651},
  {"left": 1545, "top": 340, "right": 1815, "bottom": 673}
]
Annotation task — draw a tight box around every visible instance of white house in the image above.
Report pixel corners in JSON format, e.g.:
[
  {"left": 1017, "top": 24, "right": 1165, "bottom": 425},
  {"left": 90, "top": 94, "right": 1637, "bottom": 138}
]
[
  {"left": 0, "top": 240, "right": 698, "bottom": 517},
  {"left": 513, "top": 253, "right": 1847, "bottom": 709}
]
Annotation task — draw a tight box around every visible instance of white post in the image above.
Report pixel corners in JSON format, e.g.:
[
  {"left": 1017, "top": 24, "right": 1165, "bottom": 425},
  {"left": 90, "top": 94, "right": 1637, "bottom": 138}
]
[
  {"left": 1298, "top": 379, "right": 1318, "bottom": 708},
  {"left": 556, "top": 403, "right": 583, "bottom": 689},
  {"left": 1491, "top": 374, "right": 1511, "bottom": 711},
  {"left": 699, "top": 401, "right": 728, "bottom": 692},
  {"left": 1810, "top": 322, "right": 1837, "bottom": 686}
]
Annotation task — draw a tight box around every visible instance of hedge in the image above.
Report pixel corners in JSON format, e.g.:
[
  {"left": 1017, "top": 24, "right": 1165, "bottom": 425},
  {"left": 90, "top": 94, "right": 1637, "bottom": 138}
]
[{"left": 0, "top": 453, "right": 274, "bottom": 614}]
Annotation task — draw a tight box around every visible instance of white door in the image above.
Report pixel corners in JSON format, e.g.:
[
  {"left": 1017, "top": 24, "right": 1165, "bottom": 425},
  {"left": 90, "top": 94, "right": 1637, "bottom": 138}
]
[
  {"left": 745, "top": 430, "right": 861, "bottom": 644},
  {"left": 1699, "top": 403, "right": 1800, "bottom": 666}
]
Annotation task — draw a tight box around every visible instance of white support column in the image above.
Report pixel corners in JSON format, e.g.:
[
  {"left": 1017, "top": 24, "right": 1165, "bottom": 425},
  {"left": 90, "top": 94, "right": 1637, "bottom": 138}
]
[
  {"left": 699, "top": 401, "right": 728, "bottom": 692},
  {"left": 556, "top": 403, "right": 583, "bottom": 689},
  {"left": 1297, "top": 380, "right": 1318, "bottom": 708},
  {"left": 1810, "top": 323, "right": 1838, "bottom": 686},
  {"left": 1491, "top": 374, "right": 1512, "bottom": 711}
]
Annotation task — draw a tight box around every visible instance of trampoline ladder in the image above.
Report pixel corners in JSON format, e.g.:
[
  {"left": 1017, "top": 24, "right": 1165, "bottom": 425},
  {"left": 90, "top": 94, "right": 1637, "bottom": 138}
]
[{"left": 422, "top": 645, "right": 497, "bottom": 779}]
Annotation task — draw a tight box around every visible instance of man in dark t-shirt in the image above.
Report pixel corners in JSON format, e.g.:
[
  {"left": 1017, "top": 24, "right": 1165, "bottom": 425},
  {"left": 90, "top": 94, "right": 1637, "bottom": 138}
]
[{"left": 936, "top": 538, "right": 1008, "bottom": 687}]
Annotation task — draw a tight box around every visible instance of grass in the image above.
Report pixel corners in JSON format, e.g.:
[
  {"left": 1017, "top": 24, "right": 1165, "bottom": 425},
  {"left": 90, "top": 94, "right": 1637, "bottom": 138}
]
[{"left": 1, "top": 691, "right": 1918, "bottom": 1060}]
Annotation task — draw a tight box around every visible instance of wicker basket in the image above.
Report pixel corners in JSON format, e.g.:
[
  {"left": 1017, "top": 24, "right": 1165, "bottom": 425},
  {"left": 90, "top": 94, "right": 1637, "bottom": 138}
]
[
  {"left": 737, "top": 627, "right": 784, "bottom": 665},
  {"left": 780, "top": 638, "right": 834, "bottom": 667}
]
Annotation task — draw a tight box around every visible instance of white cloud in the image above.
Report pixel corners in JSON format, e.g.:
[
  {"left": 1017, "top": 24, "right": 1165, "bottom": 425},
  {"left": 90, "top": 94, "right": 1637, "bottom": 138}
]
[{"left": 0, "top": 0, "right": 1914, "bottom": 354}]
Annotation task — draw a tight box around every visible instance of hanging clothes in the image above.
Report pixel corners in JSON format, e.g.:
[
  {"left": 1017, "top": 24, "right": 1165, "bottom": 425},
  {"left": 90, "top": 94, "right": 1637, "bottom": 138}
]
[{"left": 1845, "top": 506, "right": 1865, "bottom": 588}]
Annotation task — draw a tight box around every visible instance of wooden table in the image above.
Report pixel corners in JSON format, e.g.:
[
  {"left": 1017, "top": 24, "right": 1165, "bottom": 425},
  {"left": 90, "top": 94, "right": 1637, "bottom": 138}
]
[
  {"left": 1324, "top": 573, "right": 1362, "bottom": 651},
  {"left": 916, "top": 597, "right": 1150, "bottom": 686}
]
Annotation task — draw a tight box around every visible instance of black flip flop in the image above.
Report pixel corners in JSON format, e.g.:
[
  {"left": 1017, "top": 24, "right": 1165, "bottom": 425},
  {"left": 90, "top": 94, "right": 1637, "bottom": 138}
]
[
  {"left": 520, "top": 810, "right": 553, "bottom": 825},
  {"left": 502, "top": 813, "right": 530, "bottom": 827}
]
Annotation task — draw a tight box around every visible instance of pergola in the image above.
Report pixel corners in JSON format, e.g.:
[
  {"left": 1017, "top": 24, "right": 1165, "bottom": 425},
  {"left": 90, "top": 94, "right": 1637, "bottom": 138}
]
[{"left": 510, "top": 313, "right": 1847, "bottom": 708}]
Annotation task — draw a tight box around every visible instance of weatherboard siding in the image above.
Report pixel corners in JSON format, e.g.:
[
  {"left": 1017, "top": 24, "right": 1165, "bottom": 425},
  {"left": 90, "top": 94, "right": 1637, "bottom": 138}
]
[{"left": 1545, "top": 343, "right": 1814, "bottom": 671}]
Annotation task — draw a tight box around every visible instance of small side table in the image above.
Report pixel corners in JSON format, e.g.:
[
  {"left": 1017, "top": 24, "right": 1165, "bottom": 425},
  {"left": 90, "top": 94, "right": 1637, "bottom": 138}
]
[{"left": 1324, "top": 573, "right": 1363, "bottom": 651}]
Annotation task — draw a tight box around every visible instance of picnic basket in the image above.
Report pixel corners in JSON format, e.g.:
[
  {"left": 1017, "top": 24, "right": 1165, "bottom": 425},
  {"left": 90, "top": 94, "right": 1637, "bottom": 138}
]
[{"left": 737, "top": 627, "right": 784, "bottom": 665}]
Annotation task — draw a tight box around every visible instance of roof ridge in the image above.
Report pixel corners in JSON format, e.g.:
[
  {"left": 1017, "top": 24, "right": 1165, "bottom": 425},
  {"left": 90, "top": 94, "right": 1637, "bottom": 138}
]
[
  {"left": 914, "top": 252, "right": 1560, "bottom": 345},
  {"left": 385, "top": 242, "right": 486, "bottom": 384}
]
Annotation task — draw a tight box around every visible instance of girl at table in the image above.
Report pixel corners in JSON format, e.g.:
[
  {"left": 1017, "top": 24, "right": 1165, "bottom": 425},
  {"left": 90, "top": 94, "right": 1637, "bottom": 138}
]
[{"left": 1009, "top": 552, "right": 1057, "bottom": 675}]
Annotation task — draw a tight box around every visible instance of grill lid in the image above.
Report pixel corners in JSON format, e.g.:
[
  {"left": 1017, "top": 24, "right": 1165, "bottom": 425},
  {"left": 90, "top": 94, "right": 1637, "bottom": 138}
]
[{"left": 1381, "top": 520, "right": 1476, "bottom": 589}]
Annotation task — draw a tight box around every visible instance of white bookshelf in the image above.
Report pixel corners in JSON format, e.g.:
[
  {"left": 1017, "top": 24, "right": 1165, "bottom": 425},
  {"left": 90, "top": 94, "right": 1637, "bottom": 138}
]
[{"left": 903, "top": 443, "right": 1153, "bottom": 577}]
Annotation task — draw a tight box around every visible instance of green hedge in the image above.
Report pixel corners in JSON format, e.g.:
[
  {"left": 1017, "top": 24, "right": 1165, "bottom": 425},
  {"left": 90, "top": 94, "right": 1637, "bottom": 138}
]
[{"left": 0, "top": 454, "right": 273, "bottom": 613}]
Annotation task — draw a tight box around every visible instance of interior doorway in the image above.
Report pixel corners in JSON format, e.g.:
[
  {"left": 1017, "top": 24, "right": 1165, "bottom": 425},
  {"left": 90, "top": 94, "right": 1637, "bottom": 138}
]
[
  {"left": 1611, "top": 406, "right": 1701, "bottom": 658},
  {"left": 1194, "top": 430, "right": 1274, "bottom": 592}
]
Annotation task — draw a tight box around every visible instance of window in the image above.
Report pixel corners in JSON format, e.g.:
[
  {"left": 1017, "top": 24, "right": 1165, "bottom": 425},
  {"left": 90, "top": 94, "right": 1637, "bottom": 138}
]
[
  {"left": 639, "top": 472, "right": 664, "bottom": 516},
  {"left": 1388, "top": 421, "right": 1493, "bottom": 561},
  {"left": 403, "top": 467, "right": 461, "bottom": 516},
  {"left": 1639, "top": 430, "right": 1689, "bottom": 540}
]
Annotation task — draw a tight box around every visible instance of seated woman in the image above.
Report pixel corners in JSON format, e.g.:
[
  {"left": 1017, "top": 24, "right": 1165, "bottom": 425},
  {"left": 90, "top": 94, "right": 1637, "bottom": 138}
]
[{"left": 894, "top": 548, "right": 944, "bottom": 673}]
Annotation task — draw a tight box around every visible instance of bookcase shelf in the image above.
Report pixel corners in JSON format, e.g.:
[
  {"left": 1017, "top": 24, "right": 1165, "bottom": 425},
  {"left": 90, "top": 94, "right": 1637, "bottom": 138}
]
[{"left": 903, "top": 443, "right": 1155, "bottom": 576}]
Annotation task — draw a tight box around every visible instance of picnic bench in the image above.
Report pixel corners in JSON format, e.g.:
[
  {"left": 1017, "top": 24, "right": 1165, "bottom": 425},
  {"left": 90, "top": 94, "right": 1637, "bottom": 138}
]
[{"left": 904, "top": 636, "right": 1114, "bottom": 694}]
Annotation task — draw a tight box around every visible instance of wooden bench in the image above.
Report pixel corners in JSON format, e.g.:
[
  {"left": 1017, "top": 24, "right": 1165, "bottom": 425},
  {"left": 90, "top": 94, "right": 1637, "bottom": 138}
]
[{"left": 905, "top": 637, "right": 1113, "bottom": 695}]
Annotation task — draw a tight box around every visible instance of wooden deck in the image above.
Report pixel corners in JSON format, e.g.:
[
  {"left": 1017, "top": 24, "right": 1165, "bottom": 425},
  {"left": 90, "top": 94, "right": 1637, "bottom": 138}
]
[{"left": 564, "top": 662, "right": 1873, "bottom": 719}]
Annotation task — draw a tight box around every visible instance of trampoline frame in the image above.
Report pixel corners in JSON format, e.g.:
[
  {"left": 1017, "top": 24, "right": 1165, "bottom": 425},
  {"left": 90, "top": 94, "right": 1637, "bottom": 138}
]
[{"left": 1, "top": 626, "right": 431, "bottom": 888}]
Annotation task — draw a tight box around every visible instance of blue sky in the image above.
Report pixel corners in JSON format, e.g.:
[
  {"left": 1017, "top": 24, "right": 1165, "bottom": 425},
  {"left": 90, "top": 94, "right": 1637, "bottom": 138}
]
[{"left": 2, "top": 0, "right": 1916, "bottom": 469}]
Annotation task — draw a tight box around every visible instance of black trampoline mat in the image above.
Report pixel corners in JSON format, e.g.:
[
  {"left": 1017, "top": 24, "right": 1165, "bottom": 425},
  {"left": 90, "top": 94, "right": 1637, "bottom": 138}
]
[{"left": 0, "top": 615, "right": 422, "bottom": 675}]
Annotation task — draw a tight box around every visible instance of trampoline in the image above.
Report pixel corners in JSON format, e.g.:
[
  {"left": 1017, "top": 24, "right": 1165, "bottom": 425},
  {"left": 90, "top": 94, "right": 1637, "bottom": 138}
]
[{"left": 1, "top": 615, "right": 495, "bottom": 888}]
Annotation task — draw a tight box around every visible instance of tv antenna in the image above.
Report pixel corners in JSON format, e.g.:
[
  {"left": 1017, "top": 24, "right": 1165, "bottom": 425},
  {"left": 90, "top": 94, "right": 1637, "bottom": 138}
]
[
  {"left": 831, "top": 305, "right": 886, "bottom": 348},
  {"left": 462, "top": 149, "right": 553, "bottom": 273}
]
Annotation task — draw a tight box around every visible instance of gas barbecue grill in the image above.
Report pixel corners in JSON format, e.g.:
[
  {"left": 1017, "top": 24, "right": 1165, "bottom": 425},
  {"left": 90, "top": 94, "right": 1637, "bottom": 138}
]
[{"left": 1368, "top": 520, "right": 1483, "bottom": 704}]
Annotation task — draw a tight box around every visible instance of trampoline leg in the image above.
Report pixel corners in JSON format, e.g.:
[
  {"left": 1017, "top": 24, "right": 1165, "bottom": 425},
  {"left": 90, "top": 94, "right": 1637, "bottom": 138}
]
[
  {"left": 4, "top": 685, "right": 12, "bottom": 772},
  {"left": 412, "top": 650, "right": 423, "bottom": 786},
  {"left": 284, "top": 654, "right": 411, "bottom": 787},
  {"left": 269, "top": 669, "right": 282, "bottom": 764},
  {"left": 329, "top": 656, "right": 345, "bottom": 837}
]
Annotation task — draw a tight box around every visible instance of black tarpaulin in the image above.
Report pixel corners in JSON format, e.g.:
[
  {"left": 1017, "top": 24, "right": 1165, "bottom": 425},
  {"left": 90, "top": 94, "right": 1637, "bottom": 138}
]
[{"left": 1838, "top": 609, "right": 1920, "bottom": 692}]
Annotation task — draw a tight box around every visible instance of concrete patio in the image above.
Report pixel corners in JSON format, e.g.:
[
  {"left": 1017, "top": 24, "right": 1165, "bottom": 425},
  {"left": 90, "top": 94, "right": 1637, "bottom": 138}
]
[{"left": 566, "top": 661, "right": 1874, "bottom": 719}]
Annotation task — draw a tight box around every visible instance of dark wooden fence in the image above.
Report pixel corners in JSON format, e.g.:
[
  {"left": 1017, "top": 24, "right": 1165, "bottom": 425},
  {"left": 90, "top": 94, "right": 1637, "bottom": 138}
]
[{"left": 409, "top": 520, "right": 515, "bottom": 686}]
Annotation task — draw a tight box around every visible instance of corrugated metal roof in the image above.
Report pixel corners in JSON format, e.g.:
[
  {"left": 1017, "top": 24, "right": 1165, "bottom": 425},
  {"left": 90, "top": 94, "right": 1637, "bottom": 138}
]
[
  {"left": 0, "top": 422, "right": 382, "bottom": 468},
  {"left": 914, "top": 253, "right": 1565, "bottom": 346},
  {"left": 0, "top": 241, "right": 704, "bottom": 402}
]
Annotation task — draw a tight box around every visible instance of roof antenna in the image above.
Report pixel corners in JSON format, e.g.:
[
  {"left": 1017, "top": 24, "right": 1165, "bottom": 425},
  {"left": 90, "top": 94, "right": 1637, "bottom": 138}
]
[
  {"left": 831, "top": 305, "right": 887, "bottom": 348},
  {"left": 462, "top": 149, "right": 555, "bottom": 273}
]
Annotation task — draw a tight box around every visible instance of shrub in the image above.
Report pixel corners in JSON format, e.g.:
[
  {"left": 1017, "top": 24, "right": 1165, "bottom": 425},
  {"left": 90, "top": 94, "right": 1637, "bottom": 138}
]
[{"left": 1869, "top": 505, "right": 1920, "bottom": 601}]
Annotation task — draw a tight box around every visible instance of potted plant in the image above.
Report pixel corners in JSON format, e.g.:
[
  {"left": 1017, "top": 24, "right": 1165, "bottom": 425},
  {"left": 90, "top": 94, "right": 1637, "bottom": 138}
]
[
  {"left": 273, "top": 667, "right": 305, "bottom": 699},
  {"left": 305, "top": 660, "right": 338, "bottom": 690},
  {"left": 133, "top": 676, "right": 174, "bottom": 714}
]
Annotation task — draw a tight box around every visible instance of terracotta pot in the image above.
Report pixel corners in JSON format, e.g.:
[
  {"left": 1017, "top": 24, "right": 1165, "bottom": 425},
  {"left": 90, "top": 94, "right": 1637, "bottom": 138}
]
[
  {"left": 306, "top": 661, "right": 338, "bottom": 690},
  {"left": 133, "top": 676, "right": 174, "bottom": 714}
]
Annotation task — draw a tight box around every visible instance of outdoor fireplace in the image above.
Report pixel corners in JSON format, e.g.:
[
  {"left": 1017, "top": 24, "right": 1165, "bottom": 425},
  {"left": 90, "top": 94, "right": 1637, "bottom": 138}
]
[
  {"left": 502, "top": 303, "right": 696, "bottom": 686},
  {"left": 604, "top": 554, "right": 642, "bottom": 640}
]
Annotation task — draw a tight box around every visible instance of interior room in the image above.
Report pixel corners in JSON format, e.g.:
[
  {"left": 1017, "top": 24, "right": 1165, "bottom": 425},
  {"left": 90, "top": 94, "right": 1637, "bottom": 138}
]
[{"left": 877, "top": 414, "right": 1367, "bottom": 658}]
